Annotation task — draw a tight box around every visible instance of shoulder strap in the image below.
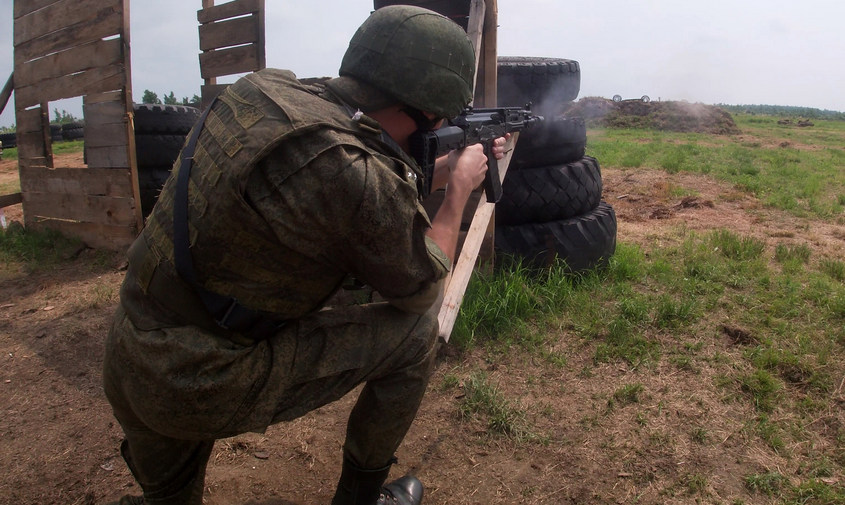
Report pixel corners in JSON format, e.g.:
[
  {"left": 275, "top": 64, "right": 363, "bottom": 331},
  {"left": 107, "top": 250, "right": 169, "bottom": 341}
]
[{"left": 172, "top": 101, "right": 283, "bottom": 340}]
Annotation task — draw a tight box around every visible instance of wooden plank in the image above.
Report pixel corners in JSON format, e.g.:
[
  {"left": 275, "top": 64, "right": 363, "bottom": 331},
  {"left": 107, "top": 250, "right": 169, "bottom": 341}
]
[
  {"left": 14, "top": 0, "right": 121, "bottom": 46},
  {"left": 255, "top": 0, "right": 266, "bottom": 71},
  {"left": 15, "top": 107, "right": 49, "bottom": 164},
  {"left": 85, "top": 145, "right": 130, "bottom": 169},
  {"left": 15, "top": 64, "right": 126, "bottom": 108},
  {"left": 19, "top": 166, "right": 134, "bottom": 196},
  {"left": 22, "top": 190, "right": 136, "bottom": 226},
  {"left": 25, "top": 219, "right": 138, "bottom": 250},
  {"left": 438, "top": 131, "right": 516, "bottom": 341},
  {"left": 85, "top": 123, "right": 129, "bottom": 149},
  {"left": 13, "top": 0, "right": 59, "bottom": 19},
  {"left": 0, "top": 73, "right": 13, "bottom": 118},
  {"left": 14, "top": 38, "right": 122, "bottom": 89},
  {"left": 84, "top": 97, "right": 128, "bottom": 147},
  {"left": 14, "top": 8, "right": 122, "bottom": 65},
  {"left": 466, "top": 0, "right": 485, "bottom": 99},
  {"left": 476, "top": 0, "right": 498, "bottom": 107},
  {"left": 199, "top": 15, "right": 259, "bottom": 51},
  {"left": 18, "top": 157, "right": 49, "bottom": 170},
  {"left": 15, "top": 106, "right": 43, "bottom": 134},
  {"left": 197, "top": 0, "right": 261, "bottom": 24},
  {"left": 39, "top": 102, "right": 54, "bottom": 168},
  {"left": 84, "top": 96, "right": 125, "bottom": 118},
  {"left": 199, "top": 45, "right": 260, "bottom": 79},
  {"left": 0, "top": 193, "right": 23, "bottom": 208}
]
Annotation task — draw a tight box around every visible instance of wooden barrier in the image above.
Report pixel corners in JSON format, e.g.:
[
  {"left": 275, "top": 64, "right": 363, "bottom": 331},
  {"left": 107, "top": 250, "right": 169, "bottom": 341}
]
[
  {"left": 13, "top": 0, "right": 141, "bottom": 249},
  {"left": 198, "top": 0, "right": 266, "bottom": 108}
]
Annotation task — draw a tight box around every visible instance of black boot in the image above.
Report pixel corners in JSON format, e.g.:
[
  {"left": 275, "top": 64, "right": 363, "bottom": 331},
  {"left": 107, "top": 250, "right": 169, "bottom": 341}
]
[
  {"left": 332, "top": 457, "right": 423, "bottom": 505},
  {"left": 380, "top": 475, "right": 424, "bottom": 505}
]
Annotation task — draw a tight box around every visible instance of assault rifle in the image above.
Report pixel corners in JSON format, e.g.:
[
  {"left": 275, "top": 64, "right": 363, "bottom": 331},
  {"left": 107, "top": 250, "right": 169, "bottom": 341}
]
[{"left": 409, "top": 106, "right": 544, "bottom": 203}]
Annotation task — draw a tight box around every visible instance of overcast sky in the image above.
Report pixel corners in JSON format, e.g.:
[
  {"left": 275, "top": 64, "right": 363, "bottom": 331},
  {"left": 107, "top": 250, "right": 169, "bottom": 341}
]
[{"left": 1, "top": 0, "right": 844, "bottom": 128}]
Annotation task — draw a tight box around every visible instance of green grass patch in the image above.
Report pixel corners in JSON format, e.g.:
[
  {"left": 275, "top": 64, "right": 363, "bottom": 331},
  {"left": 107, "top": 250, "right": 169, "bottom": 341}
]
[
  {"left": 587, "top": 117, "right": 845, "bottom": 218},
  {"left": 0, "top": 225, "right": 83, "bottom": 272},
  {"left": 459, "top": 371, "right": 540, "bottom": 442}
]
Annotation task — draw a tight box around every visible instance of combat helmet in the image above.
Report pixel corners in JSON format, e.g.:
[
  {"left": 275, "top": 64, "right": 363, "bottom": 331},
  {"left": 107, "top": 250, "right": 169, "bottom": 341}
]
[{"left": 334, "top": 5, "right": 475, "bottom": 119}]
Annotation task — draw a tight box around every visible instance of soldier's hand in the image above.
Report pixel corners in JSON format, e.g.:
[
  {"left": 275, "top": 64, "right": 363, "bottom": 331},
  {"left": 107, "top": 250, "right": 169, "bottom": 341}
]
[
  {"left": 449, "top": 144, "right": 488, "bottom": 195},
  {"left": 491, "top": 133, "right": 512, "bottom": 160}
]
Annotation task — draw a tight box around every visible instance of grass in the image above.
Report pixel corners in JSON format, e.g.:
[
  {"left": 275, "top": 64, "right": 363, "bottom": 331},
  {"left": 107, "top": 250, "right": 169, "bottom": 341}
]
[
  {"left": 586, "top": 116, "right": 845, "bottom": 219},
  {"left": 445, "top": 112, "right": 845, "bottom": 500},
  {"left": 458, "top": 371, "right": 541, "bottom": 442}
]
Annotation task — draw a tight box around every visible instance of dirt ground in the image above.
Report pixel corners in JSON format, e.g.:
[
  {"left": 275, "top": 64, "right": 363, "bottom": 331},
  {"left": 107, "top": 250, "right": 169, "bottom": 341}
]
[{"left": 0, "top": 147, "right": 843, "bottom": 505}]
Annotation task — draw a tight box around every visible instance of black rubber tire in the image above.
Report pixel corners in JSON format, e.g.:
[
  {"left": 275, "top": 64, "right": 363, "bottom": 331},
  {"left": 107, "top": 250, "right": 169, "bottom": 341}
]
[
  {"left": 510, "top": 115, "right": 587, "bottom": 170},
  {"left": 495, "top": 201, "right": 617, "bottom": 273},
  {"left": 0, "top": 132, "right": 15, "bottom": 148},
  {"left": 133, "top": 104, "right": 201, "bottom": 135},
  {"left": 137, "top": 166, "right": 173, "bottom": 217},
  {"left": 497, "top": 156, "right": 603, "bottom": 225},
  {"left": 497, "top": 57, "right": 580, "bottom": 112},
  {"left": 135, "top": 134, "right": 187, "bottom": 168},
  {"left": 61, "top": 122, "right": 85, "bottom": 140},
  {"left": 50, "top": 124, "right": 63, "bottom": 142}
]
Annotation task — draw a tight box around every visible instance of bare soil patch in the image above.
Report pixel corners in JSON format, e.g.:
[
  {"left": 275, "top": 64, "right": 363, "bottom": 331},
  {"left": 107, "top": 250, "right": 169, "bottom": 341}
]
[{"left": 1, "top": 152, "right": 843, "bottom": 505}]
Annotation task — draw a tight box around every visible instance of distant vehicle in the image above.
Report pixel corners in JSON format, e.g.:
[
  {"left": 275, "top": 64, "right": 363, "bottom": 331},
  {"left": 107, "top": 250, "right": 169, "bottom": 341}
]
[{"left": 613, "top": 94, "right": 650, "bottom": 103}]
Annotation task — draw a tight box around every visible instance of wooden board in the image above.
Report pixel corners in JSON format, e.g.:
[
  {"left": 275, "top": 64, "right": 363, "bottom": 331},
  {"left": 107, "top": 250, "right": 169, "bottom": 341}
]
[
  {"left": 13, "top": 0, "right": 122, "bottom": 46},
  {"left": 14, "top": 8, "right": 123, "bottom": 66},
  {"left": 197, "top": 0, "right": 262, "bottom": 24},
  {"left": 199, "top": 15, "right": 260, "bottom": 51},
  {"left": 20, "top": 166, "right": 135, "bottom": 198},
  {"left": 15, "top": 106, "right": 49, "bottom": 166},
  {"left": 26, "top": 219, "right": 138, "bottom": 250},
  {"left": 0, "top": 193, "right": 23, "bottom": 209},
  {"left": 15, "top": 63, "right": 125, "bottom": 108},
  {"left": 437, "top": 131, "right": 516, "bottom": 340},
  {"left": 14, "top": 0, "right": 59, "bottom": 18},
  {"left": 14, "top": 38, "right": 123, "bottom": 89},
  {"left": 20, "top": 166, "right": 139, "bottom": 244},
  {"left": 199, "top": 45, "right": 261, "bottom": 80}
]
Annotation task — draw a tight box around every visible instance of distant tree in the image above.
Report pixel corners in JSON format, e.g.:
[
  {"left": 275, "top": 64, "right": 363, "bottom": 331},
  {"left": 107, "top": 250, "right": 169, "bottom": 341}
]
[
  {"left": 181, "top": 94, "right": 202, "bottom": 107},
  {"left": 141, "top": 90, "right": 161, "bottom": 104},
  {"left": 163, "top": 91, "right": 178, "bottom": 105},
  {"left": 51, "top": 108, "right": 79, "bottom": 124}
]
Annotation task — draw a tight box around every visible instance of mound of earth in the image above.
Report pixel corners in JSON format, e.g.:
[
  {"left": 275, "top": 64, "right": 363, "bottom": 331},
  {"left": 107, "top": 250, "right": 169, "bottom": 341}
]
[{"left": 562, "top": 97, "right": 740, "bottom": 135}]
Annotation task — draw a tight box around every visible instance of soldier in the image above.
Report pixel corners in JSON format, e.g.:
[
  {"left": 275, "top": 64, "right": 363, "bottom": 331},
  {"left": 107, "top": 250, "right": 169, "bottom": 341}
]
[{"left": 103, "top": 5, "right": 506, "bottom": 505}]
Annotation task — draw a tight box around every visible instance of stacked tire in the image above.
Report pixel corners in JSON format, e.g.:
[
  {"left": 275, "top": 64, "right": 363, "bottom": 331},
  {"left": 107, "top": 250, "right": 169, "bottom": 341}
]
[
  {"left": 495, "top": 56, "right": 617, "bottom": 273},
  {"left": 132, "top": 103, "right": 201, "bottom": 217},
  {"left": 61, "top": 121, "right": 85, "bottom": 140}
]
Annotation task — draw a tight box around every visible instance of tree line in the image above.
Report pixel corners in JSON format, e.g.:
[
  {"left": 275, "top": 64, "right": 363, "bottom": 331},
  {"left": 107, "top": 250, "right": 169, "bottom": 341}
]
[
  {"left": 718, "top": 103, "right": 845, "bottom": 120},
  {"left": 141, "top": 90, "right": 201, "bottom": 107}
]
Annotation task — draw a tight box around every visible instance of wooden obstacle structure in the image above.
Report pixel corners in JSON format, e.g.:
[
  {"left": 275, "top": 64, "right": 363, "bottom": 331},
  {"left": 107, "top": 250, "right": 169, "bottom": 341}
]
[{"left": 11, "top": 0, "right": 142, "bottom": 249}]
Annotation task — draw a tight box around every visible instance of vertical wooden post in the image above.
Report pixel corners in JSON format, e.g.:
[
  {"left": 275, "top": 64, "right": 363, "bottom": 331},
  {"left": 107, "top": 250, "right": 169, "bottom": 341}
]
[
  {"left": 123, "top": 0, "right": 143, "bottom": 230},
  {"left": 39, "top": 103, "right": 54, "bottom": 168},
  {"left": 436, "top": 0, "right": 506, "bottom": 341},
  {"left": 202, "top": 0, "right": 217, "bottom": 90}
]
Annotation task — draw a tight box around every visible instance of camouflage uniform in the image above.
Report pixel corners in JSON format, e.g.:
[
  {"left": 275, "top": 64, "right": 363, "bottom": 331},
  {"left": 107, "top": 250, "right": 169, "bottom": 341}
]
[{"left": 103, "top": 68, "right": 450, "bottom": 504}]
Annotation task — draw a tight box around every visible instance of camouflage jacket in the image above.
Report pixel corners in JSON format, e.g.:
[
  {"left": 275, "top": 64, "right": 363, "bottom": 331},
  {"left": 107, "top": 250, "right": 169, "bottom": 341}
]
[{"left": 132, "top": 68, "right": 449, "bottom": 326}]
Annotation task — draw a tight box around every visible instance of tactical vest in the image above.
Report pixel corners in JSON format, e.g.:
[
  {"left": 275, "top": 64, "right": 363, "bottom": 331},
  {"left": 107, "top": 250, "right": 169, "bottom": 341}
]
[{"left": 139, "top": 69, "right": 421, "bottom": 320}]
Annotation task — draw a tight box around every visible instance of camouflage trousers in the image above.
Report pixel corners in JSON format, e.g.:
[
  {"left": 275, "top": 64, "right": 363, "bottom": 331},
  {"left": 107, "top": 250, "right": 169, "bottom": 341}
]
[{"left": 102, "top": 300, "right": 440, "bottom": 505}]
